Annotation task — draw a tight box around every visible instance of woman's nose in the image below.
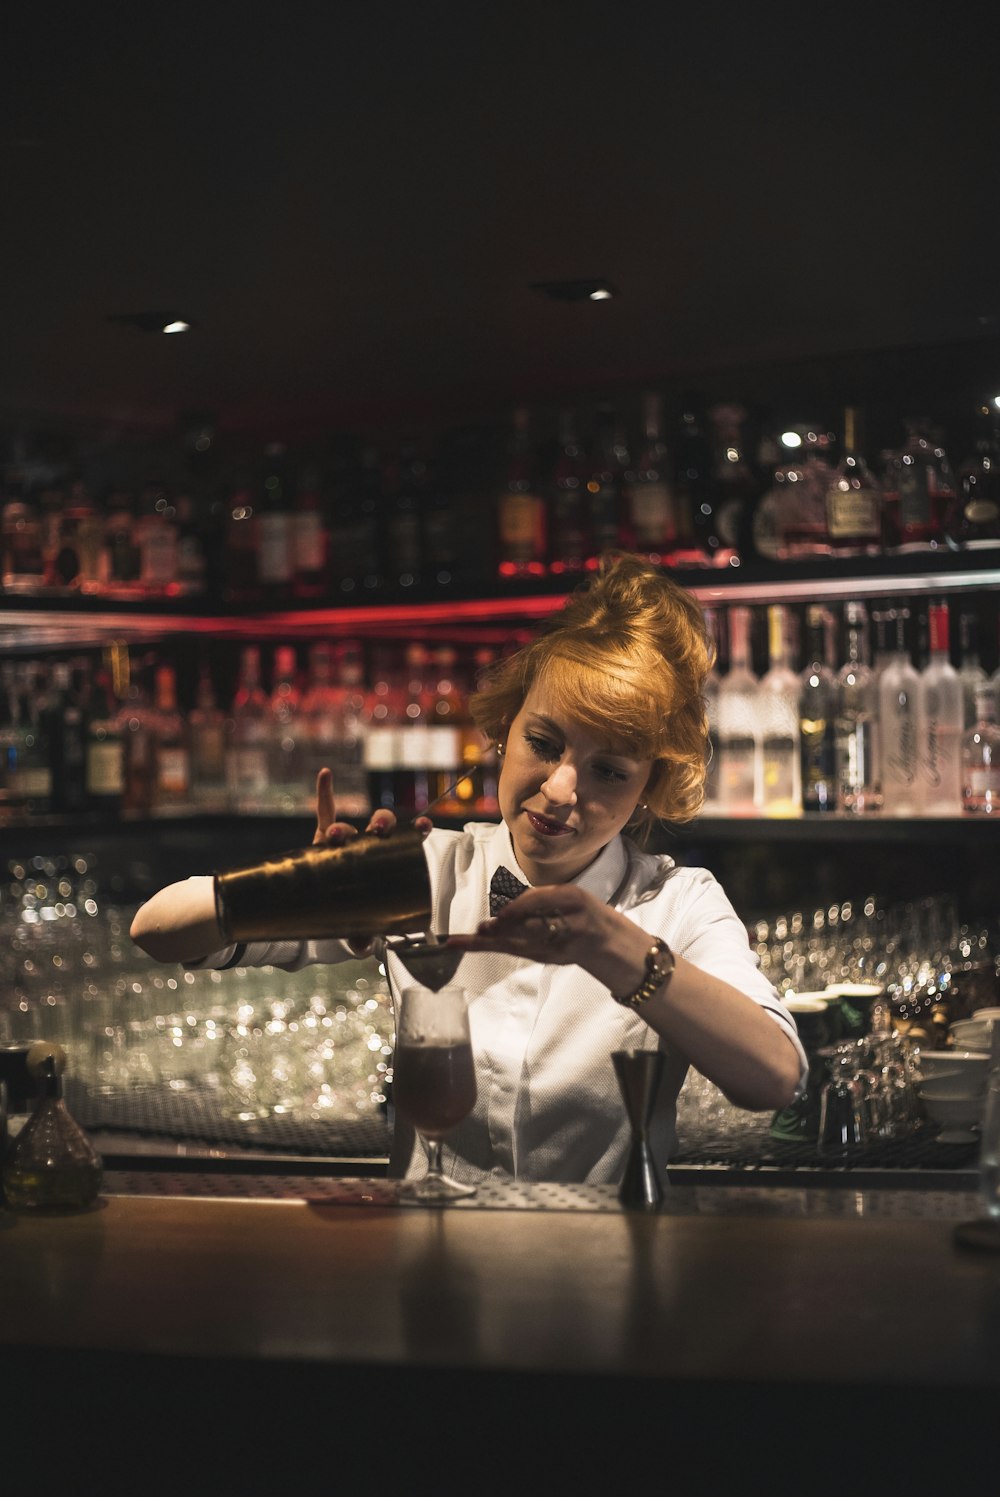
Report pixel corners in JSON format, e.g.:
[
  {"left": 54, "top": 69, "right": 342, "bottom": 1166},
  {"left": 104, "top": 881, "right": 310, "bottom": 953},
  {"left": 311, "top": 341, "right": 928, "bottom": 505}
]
[{"left": 541, "top": 760, "right": 577, "bottom": 803}]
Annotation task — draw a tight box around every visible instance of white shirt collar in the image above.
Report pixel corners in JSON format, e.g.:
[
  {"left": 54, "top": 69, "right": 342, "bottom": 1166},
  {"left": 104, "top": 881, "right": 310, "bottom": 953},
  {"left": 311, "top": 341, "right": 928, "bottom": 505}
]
[{"left": 486, "top": 821, "right": 628, "bottom": 907}]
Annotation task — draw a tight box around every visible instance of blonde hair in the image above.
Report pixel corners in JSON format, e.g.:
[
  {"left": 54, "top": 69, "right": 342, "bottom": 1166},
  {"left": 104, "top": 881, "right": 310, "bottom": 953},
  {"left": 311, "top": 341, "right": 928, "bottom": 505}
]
[{"left": 471, "top": 553, "right": 714, "bottom": 828}]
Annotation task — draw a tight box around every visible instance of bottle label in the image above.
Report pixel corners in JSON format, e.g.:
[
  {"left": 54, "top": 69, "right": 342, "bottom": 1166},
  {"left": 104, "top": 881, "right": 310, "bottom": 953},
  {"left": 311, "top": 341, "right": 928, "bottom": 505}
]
[
  {"left": 257, "top": 514, "right": 293, "bottom": 583},
  {"left": 499, "top": 493, "right": 545, "bottom": 560},
  {"left": 157, "top": 746, "right": 191, "bottom": 794},
  {"left": 426, "top": 725, "right": 462, "bottom": 770},
  {"left": 965, "top": 499, "right": 1000, "bottom": 525},
  {"left": 87, "top": 739, "right": 125, "bottom": 795},
  {"left": 363, "top": 726, "right": 399, "bottom": 770},
  {"left": 293, "top": 512, "right": 326, "bottom": 570},
  {"left": 898, "top": 468, "right": 931, "bottom": 527},
  {"left": 398, "top": 724, "right": 431, "bottom": 768},
  {"left": 826, "top": 485, "right": 880, "bottom": 539}
]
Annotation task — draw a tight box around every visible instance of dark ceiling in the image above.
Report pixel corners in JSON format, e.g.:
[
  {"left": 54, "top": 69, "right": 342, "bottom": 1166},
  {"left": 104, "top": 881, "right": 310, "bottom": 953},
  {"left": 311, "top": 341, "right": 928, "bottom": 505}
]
[{"left": 3, "top": 4, "right": 1000, "bottom": 444}]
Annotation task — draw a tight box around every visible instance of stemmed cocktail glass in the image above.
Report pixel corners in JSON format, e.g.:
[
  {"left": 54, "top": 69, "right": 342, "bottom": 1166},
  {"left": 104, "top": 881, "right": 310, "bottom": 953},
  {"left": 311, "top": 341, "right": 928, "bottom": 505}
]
[{"left": 393, "top": 985, "right": 477, "bottom": 1203}]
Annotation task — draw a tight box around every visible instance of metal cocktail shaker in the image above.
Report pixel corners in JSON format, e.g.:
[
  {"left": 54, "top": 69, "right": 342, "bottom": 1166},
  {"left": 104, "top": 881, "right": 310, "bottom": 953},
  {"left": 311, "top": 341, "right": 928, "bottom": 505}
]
[{"left": 213, "top": 827, "right": 432, "bottom": 943}]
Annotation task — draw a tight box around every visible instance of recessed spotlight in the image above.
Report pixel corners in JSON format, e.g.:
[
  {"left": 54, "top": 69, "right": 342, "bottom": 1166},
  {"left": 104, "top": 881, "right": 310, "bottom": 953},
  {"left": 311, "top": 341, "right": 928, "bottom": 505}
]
[
  {"left": 107, "top": 311, "right": 197, "bottom": 333},
  {"left": 530, "top": 278, "right": 619, "bottom": 303}
]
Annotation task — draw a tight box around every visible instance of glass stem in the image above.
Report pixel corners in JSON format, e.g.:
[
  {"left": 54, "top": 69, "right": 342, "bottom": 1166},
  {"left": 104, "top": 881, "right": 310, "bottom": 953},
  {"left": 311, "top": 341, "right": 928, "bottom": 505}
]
[{"left": 426, "top": 1137, "right": 444, "bottom": 1179}]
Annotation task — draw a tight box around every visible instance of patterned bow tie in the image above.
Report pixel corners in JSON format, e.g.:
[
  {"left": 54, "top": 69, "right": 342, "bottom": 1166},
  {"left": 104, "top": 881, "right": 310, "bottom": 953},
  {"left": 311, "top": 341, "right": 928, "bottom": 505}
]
[{"left": 490, "top": 866, "right": 528, "bottom": 916}]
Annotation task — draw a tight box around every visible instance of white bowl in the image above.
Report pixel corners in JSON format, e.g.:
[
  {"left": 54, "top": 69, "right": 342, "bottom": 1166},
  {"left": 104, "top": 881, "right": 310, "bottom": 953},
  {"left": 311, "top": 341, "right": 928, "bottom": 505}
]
[
  {"left": 950, "top": 1018, "right": 996, "bottom": 1052},
  {"left": 915, "top": 1051, "right": 989, "bottom": 1096},
  {"left": 918, "top": 1090, "right": 983, "bottom": 1142}
]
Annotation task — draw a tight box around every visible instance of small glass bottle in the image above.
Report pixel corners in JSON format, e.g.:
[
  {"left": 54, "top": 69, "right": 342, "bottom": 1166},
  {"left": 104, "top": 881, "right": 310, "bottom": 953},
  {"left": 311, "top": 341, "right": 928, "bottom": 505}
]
[
  {"left": 799, "top": 604, "right": 837, "bottom": 813},
  {"left": 835, "top": 601, "right": 880, "bottom": 814},
  {"left": 717, "top": 605, "right": 759, "bottom": 813},
  {"left": 878, "top": 608, "right": 922, "bottom": 815},
  {"left": 917, "top": 600, "right": 963, "bottom": 814},
  {"left": 758, "top": 604, "right": 802, "bottom": 817},
  {"left": 2, "top": 1047, "right": 103, "bottom": 1211},
  {"left": 824, "top": 407, "right": 883, "bottom": 557},
  {"left": 948, "top": 398, "right": 1000, "bottom": 551},
  {"left": 962, "top": 682, "right": 1000, "bottom": 816},
  {"left": 883, "top": 419, "right": 955, "bottom": 552}
]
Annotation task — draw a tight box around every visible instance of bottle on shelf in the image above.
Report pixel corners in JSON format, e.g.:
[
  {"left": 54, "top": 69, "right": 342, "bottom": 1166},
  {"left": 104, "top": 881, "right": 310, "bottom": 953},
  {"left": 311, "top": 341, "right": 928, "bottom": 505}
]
[
  {"left": 0, "top": 662, "right": 22, "bottom": 821},
  {"left": 705, "top": 403, "right": 758, "bottom": 567},
  {"left": 916, "top": 600, "right": 963, "bottom": 814},
  {"left": 173, "top": 491, "right": 208, "bottom": 598},
  {"left": 824, "top": 407, "right": 883, "bottom": 557},
  {"left": 54, "top": 477, "right": 105, "bottom": 594},
  {"left": 134, "top": 479, "right": 179, "bottom": 598},
  {"left": 291, "top": 457, "right": 330, "bottom": 602},
  {"left": 363, "top": 646, "right": 405, "bottom": 812},
  {"left": 42, "top": 659, "right": 88, "bottom": 815},
  {"left": 878, "top": 608, "right": 922, "bottom": 815},
  {"left": 834, "top": 601, "right": 880, "bottom": 814},
  {"left": 227, "top": 644, "right": 271, "bottom": 813},
  {"left": 223, "top": 465, "right": 262, "bottom": 606},
  {"left": 117, "top": 650, "right": 157, "bottom": 816},
  {"left": 395, "top": 642, "right": 433, "bottom": 815},
  {"left": 423, "top": 645, "right": 466, "bottom": 810},
  {"left": 301, "top": 640, "right": 370, "bottom": 820},
  {"left": 102, "top": 487, "right": 142, "bottom": 598},
  {"left": 497, "top": 407, "right": 547, "bottom": 578},
  {"left": 758, "top": 604, "right": 802, "bottom": 817},
  {"left": 882, "top": 418, "right": 956, "bottom": 553},
  {"left": 1, "top": 480, "right": 45, "bottom": 594},
  {"left": 12, "top": 660, "right": 53, "bottom": 814},
  {"left": 548, "top": 408, "right": 589, "bottom": 576},
  {"left": 956, "top": 610, "right": 988, "bottom": 729},
  {"left": 962, "top": 681, "right": 1000, "bottom": 815},
  {"left": 701, "top": 606, "right": 722, "bottom": 812},
  {"left": 151, "top": 660, "right": 192, "bottom": 815},
  {"left": 948, "top": 397, "right": 1000, "bottom": 551},
  {"left": 773, "top": 426, "right": 837, "bottom": 560},
  {"left": 266, "top": 645, "right": 305, "bottom": 814},
  {"left": 799, "top": 604, "right": 837, "bottom": 813},
  {"left": 385, "top": 440, "right": 425, "bottom": 589},
  {"left": 585, "top": 407, "right": 628, "bottom": 566},
  {"left": 188, "top": 661, "right": 228, "bottom": 812},
  {"left": 717, "top": 605, "right": 759, "bottom": 813},
  {"left": 255, "top": 442, "right": 295, "bottom": 606},
  {"left": 673, "top": 393, "right": 714, "bottom": 567},
  {"left": 629, "top": 392, "right": 676, "bottom": 565},
  {"left": 83, "top": 644, "right": 126, "bottom": 816}
]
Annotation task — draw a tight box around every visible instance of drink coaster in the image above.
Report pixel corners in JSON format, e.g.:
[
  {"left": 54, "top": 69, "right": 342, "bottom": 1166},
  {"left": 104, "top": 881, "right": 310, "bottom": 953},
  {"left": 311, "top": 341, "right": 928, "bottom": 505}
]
[{"left": 953, "top": 1218, "right": 1000, "bottom": 1252}]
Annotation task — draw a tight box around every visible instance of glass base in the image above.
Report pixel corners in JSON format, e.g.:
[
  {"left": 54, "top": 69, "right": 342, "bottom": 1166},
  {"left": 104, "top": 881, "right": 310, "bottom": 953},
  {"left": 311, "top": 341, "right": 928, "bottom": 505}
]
[{"left": 397, "top": 1172, "right": 477, "bottom": 1205}]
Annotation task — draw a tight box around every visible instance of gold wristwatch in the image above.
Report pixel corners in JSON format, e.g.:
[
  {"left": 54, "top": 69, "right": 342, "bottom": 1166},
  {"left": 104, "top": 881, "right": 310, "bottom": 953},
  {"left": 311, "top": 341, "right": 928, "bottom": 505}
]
[{"left": 614, "top": 937, "right": 675, "bottom": 1008}]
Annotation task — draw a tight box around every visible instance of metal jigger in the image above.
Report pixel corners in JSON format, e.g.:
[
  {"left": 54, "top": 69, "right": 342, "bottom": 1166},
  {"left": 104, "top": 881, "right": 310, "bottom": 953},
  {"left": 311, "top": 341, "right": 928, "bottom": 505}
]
[{"left": 612, "top": 1049, "right": 666, "bottom": 1211}]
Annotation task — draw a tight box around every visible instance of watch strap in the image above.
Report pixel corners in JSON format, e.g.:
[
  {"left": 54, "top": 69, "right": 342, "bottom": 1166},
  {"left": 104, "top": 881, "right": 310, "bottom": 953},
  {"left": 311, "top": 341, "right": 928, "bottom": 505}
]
[{"left": 614, "top": 937, "right": 675, "bottom": 1008}]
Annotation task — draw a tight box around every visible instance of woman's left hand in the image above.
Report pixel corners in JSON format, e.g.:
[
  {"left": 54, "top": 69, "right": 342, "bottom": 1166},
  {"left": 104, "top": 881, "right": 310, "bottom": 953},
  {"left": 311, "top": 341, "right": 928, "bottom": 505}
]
[{"left": 447, "top": 885, "right": 633, "bottom": 973}]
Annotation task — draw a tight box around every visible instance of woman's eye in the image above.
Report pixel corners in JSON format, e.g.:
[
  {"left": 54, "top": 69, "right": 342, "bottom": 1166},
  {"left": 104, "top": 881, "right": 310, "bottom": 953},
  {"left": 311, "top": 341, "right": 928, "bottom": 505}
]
[
  {"left": 595, "top": 764, "right": 628, "bottom": 784},
  {"left": 525, "top": 734, "right": 559, "bottom": 760}
]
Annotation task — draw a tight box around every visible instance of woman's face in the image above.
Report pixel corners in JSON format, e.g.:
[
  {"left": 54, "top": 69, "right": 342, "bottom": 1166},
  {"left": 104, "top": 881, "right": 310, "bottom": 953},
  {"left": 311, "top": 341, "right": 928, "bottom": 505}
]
[{"left": 498, "top": 680, "right": 652, "bottom": 886}]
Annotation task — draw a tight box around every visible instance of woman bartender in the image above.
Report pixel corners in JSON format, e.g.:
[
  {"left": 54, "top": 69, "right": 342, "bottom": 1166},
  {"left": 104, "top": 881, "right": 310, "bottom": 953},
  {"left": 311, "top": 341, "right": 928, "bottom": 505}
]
[{"left": 131, "top": 553, "right": 806, "bottom": 1185}]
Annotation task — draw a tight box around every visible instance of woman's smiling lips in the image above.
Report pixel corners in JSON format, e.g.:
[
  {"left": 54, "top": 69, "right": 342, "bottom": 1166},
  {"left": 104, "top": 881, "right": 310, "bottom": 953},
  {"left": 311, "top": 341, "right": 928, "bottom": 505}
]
[{"left": 525, "top": 810, "right": 573, "bottom": 837}]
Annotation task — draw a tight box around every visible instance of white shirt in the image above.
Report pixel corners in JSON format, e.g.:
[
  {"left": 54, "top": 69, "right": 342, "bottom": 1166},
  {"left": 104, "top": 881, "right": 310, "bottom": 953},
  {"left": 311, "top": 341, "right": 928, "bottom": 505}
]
[{"left": 186, "top": 822, "right": 806, "bottom": 1186}]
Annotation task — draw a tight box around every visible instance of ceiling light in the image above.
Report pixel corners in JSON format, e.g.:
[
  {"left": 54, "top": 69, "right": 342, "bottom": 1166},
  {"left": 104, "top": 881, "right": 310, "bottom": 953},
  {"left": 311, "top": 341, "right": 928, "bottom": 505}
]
[
  {"left": 530, "top": 278, "right": 619, "bottom": 303},
  {"left": 107, "top": 311, "right": 197, "bottom": 333}
]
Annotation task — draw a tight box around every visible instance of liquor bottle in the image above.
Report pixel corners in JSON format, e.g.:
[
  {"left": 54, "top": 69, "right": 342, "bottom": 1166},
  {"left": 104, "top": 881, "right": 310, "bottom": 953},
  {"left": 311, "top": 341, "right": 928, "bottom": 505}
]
[
  {"left": 775, "top": 427, "right": 836, "bottom": 560},
  {"left": 882, "top": 419, "right": 955, "bottom": 552},
  {"left": 916, "top": 600, "right": 963, "bottom": 814},
  {"left": 425, "top": 646, "right": 464, "bottom": 808},
  {"left": 395, "top": 642, "right": 432, "bottom": 815},
  {"left": 962, "top": 682, "right": 1000, "bottom": 815},
  {"left": 102, "top": 488, "right": 142, "bottom": 597},
  {"left": 328, "top": 441, "right": 383, "bottom": 597},
  {"left": 330, "top": 639, "right": 371, "bottom": 818},
  {"left": 629, "top": 392, "right": 675, "bottom": 564},
  {"left": 14, "top": 660, "right": 53, "bottom": 814},
  {"left": 134, "top": 479, "right": 179, "bottom": 597},
  {"left": 255, "top": 443, "right": 295, "bottom": 605},
  {"left": 948, "top": 399, "right": 1000, "bottom": 550},
  {"left": 223, "top": 465, "right": 262, "bottom": 606},
  {"left": 835, "top": 601, "right": 880, "bottom": 814},
  {"left": 84, "top": 646, "right": 126, "bottom": 815},
  {"left": 956, "top": 611, "right": 988, "bottom": 728},
  {"left": 701, "top": 606, "right": 722, "bottom": 812},
  {"left": 878, "top": 609, "right": 921, "bottom": 815},
  {"left": 42, "top": 659, "right": 88, "bottom": 814},
  {"left": 798, "top": 604, "right": 837, "bottom": 812},
  {"left": 1, "top": 482, "right": 46, "bottom": 593},
  {"left": 824, "top": 407, "right": 882, "bottom": 557},
  {"left": 227, "top": 645, "right": 271, "bottom": 813},
  {"left": 117, "top": 650, "right": 156, "bottom": 816},
  {"left": 498, "top": 407, "right": 546, "bottom": 578},
  {"left": 758, "top": 604, "right": 802, "bottom": 817},
  {"left": 585, "top": 407, "right": 627, "bottom": 565},
  {"left": 188, "top": 661, "right": 228, "bottom": 812},
  {"left": 266, "top": 645, "right": 304, "bottom": 814},
  {"left": 151, "top": 661, "right": 192, "bottom": 815},
  {"left": 0, "top": 662, "right": 20, "bottom": 820},
  {"left": 385, "top": 440, "right": 425, "bottom": 589},
  {"left": 717, "top": 605, "right": 759, "bottom": 813},
  {"left": 291, "top": 458, "right": 330, "bottom": 601},
  {"left": 173, "top": 491, "right": 208, "bottom": 597},
  {"left": 674, "top": 393, "right": 714, "bottom": 567},
  {"left": 363, "top": 647, "right": 404, "bottom": 812},
  {"left": 548, "top": 408, "right": 589, "bottom": 576},
  {"left": 704, "top": 403, "right": 756, "bottom": 566}
]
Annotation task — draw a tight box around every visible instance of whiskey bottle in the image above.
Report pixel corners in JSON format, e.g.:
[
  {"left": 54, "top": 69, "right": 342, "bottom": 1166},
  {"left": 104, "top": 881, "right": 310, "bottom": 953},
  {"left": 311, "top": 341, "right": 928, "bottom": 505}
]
[
  {"left": 824, "top": 407, "right": 883, "bottom": 557},
  {"left": 799, "top": 605, "right": 837, "bottom": 813}
]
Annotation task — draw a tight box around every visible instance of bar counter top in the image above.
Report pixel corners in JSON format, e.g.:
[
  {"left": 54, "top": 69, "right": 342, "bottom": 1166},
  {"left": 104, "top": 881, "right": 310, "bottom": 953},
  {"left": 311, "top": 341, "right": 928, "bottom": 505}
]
[{"left": 3, "top": 1177, "right": 999, "bottom": 1492}]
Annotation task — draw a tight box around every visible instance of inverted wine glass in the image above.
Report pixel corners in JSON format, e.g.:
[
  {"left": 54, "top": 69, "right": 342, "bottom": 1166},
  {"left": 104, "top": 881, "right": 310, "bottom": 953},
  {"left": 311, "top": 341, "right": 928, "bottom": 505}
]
[{"left": 393, "top": 985, "right": 477, "bottom": 1203}]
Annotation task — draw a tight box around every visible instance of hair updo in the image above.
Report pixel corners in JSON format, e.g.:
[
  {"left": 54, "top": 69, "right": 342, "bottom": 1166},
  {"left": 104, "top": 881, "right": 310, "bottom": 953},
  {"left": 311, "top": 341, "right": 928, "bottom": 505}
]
[{"left": 470, "top": 552, "right": 714, "bottom": 828}]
